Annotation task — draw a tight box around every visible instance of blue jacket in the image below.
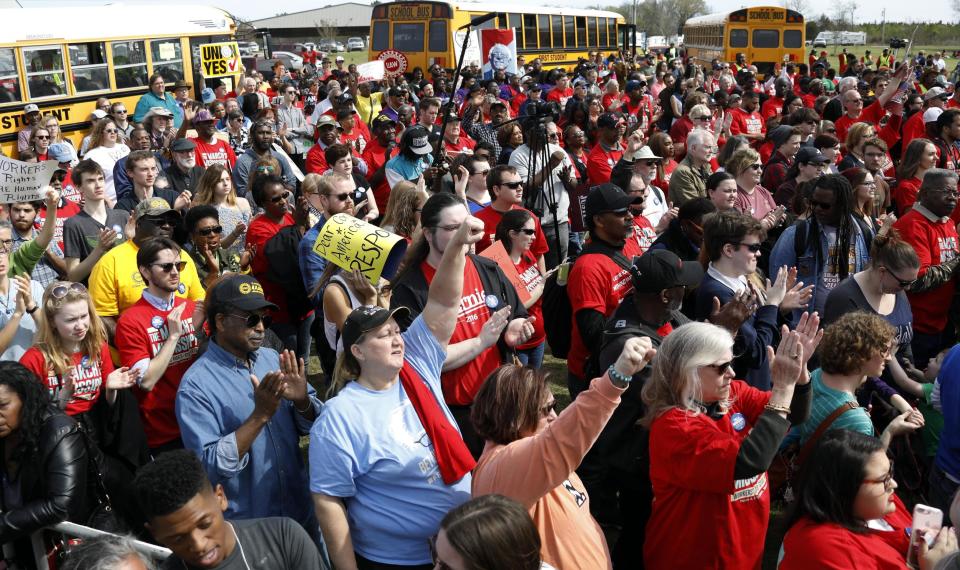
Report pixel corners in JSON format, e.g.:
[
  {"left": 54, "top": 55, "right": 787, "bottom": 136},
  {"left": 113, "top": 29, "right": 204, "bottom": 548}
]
[
  {"left": 769, "top": 217, "right": 871, "bottom": 324},
  {"left": 696, "top": 273, "right": 779, "bottom": 391},
  {"left": 299, "top": 215, "right": 329, "bottom": 309},
  {"left": 936, "top": 344, "right": 960, "bottom": 479},
  {"left": 133, "top": 91, "right": 184, "bottom": 128}
]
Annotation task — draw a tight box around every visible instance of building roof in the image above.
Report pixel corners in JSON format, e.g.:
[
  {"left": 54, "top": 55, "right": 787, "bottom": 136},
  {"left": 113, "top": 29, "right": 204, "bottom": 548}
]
[{"left": 249, "top": 2, "right": 373, "bottom": 29}]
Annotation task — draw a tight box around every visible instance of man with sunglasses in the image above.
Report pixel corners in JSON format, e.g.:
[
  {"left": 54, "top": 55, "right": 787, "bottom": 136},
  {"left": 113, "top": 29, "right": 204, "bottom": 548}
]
[
  {"left": 115, "top": 236, "right": 201, "bottom": 454},
  {"left": 474, "top": 165, "right": 549, "bottom": 258},
  {"left": 177, "top": 272, "right": 323, "bottom": 547},
  {"left": 298, "top": 175, "right": 357, "bottom": 311},
  {"left": 89, "top": 197, "right": 204, "bottom": 339},
  {"left": 586, "top": 113, "right": 625, "bottom": 186},
  {"left": 361, "top": 115, "right": 400, "bottom": 214}
]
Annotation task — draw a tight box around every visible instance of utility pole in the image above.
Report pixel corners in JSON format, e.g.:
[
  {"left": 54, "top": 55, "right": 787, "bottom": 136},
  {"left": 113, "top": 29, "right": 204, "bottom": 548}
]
[{"left": 881, "top": 8, "right": 886, "bottom": 44}]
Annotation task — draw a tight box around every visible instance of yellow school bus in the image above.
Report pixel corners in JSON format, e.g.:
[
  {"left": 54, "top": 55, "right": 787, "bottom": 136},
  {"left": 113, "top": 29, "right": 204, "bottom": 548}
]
[
  {"left": 369, "top": 1, "right": 630, "bottom": 74},
  {"left": 683, "top": 6, "right": 805, "bottom": 77},
  {"left": 0, "top": 4, "right": 237, "bottom": 157}
]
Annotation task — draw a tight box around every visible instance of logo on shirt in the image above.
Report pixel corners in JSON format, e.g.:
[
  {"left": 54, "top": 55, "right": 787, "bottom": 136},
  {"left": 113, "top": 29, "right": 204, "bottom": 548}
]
[
  {"left": 484, "top": 294, "right": 499, "bottom": 309},
  {"left": 731, "top": 473, "right": 768, "bottom": 503},
  {"left": 562, "top": 479, "right": 587, "bottom": 507},
  {"left": 151, "top": 316, "right": 164, "bottom": 329},
  {"left": 459, "top": 287, "right": 489, "bottom": 323}
]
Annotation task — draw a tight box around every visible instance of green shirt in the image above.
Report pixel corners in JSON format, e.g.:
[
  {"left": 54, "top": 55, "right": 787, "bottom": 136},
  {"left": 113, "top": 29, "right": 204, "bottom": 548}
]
[
  {"left": 9, "top": 239, "right": 43, "bottom": 278},
  {"left": 189, "top": 246, "right": 241, "bottom": 285},
  {"left": 920, "top": 382, "right": 944, "bottom": 458}
]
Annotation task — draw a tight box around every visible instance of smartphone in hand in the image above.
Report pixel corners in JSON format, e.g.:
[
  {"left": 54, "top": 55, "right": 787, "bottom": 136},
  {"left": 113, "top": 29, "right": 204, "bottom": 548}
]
[{"left": 906, "top": 504, "right": 943, "bottom": 568}]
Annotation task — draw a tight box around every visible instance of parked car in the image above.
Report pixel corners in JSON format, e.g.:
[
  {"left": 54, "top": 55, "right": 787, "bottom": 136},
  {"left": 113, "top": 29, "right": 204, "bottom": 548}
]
[
  {"left": 318, "top": 39, "right": 340, "bottom": 53},
  {"left": 270, "top": 50, "right": 304, "bottom": 71},
  {"left": 238, "top": 41, "right": 260, "bottom": 57},
  {"left": 347, "top": 37, "right": 365, "bottom": 51},
  {"left": 336, "top": 41, "right": 345, "bottom": 52}
]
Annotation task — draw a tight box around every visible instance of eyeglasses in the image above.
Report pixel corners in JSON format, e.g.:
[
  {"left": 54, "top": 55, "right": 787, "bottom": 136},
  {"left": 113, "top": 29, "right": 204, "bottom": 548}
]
[
  {"left": 512, "top": 228, "right": 536, "bottom": 235},
  {"left": 431, "top": 223, "right": 461, "bottom": 233},
  {"left": 256, "top": 165, "right": 276, "bottom": 173},
  {"left": 810, "top": 199, "right": 834, "bottom": 210},
  {"left": 547, "top": 132, "right": 559, "bottom": 140},
  {"left": 151, "top": 261, "right": 187, "bottom": 273},
  {"left": 324, "top": 192, "right": 352, "bottom": 202},
  {"left": 197, "top": 225, "right": 223, "bottom": 237},
  {"left": 228, "top": 312, "right": 272, "bottom": 329},
  {"left": 540, "top": 400, "right": 557, "bottom": 416},
  {"left": 881, "top": 265, "right": 916, "bottom": 288},
  {"left": 929, "top": 187, "right": 960, "bottom": 197},
  {"left": 269, "top": 191, "right": 291, "bottom": 204},
  {"left": 472, "top": 170, "right": 491, "bottom": 176},
  {"left": 704, "top": 361, "right": 734, "bottom": 375},
  {"left": 734, "top": 242, "right": 763, "bottom": 253},
  {"left": 0, "top": 238, "right": 12, "bottom": 253},
  {"left": 863, "top": 461, "right": 895, "bottom": 489},
  {"left": 501, "top": 181, "right": 523, "bottom": 189}
]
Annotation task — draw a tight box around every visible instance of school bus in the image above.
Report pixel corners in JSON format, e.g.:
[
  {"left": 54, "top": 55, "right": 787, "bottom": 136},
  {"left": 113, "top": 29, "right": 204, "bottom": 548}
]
[
  {"left": 0, "top": 5, "right": 237, "bottom": 157},
  {"left": 369, "top": 1, "right": 631, "bottom": 74},
  {"left": 683, "top": 6, "right": 805, "bottom": 77}
]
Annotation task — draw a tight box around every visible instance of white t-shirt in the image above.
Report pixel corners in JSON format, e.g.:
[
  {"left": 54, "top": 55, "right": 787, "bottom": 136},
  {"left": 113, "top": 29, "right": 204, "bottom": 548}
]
[
  {"left": 509, "top": 142, "right": 572, "bottom": 225},
  {"left": 83, "top": 143, "right": 131, "bottom": 202}
]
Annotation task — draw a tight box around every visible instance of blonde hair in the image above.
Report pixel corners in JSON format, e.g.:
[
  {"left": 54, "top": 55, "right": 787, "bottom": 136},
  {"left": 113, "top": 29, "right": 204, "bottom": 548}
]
[
  {"left": 35, "top": 282, "right": 107, "bottom": 377},
  {"left": 845, "top": 122, "right": 875, "bottom": 154},
  {"left": 193, "top": 164, "right": 237, "bottom": 206},
  {"left": 381, "top": 180, "right": 427, "bottom": 239},
  {"left": 641, "top": 322, "right": 735, "bottom": 426},
  {"left": 725, "top": 147, "right": 761, "bottom": 178},
  {"left": 328, "top": 336, "right": 364, "bottom": 399}
]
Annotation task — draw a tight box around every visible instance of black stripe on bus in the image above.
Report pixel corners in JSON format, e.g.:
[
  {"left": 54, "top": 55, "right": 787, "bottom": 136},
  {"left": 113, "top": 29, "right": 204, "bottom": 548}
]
[{"left": 0, "top": 89, "right": 151, "bottom": 143}]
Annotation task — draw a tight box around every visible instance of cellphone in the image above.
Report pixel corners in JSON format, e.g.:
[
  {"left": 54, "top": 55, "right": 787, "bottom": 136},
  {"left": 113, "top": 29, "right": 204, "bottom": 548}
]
[{"left": 906, "top": 504, "right": 943, "bottom": 568}]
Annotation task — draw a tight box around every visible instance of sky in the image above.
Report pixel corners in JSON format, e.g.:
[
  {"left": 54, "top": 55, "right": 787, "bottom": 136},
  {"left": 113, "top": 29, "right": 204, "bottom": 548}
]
[{"left": 8, "top": 0, "right": 957, "bottom": 25}]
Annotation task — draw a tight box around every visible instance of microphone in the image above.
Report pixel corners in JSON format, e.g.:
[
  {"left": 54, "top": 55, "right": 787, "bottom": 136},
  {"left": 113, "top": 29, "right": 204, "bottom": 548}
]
[{"left": 459, "top": 12, "right": 497, "bottom": 30}]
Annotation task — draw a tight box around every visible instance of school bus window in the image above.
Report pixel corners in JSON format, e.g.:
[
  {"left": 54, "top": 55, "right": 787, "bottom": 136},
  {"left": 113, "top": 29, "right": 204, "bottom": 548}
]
[
  {"left": 564, "top": 16, "right": 575, "bottom": 48},
  {"left": 69, "top": 42, "right": 109, "bottom": 93},
  {"left": 150, "top": 39, "right": 184, "bottom": 82},
  {"left": 429, "top": 20, "right": 447, "bottom": 52},
  {"left": 576, "top": 17, "right": 587, "bottom": 48},
  {"left": 730, "top": 29, "right": 748, "bottom": 48},
  {"left": 112, "top": 40, "right": 147, "bottom": 89},
  {"left": 784, "top": 30, "right": 802, "bottom": 48},
  {"left": 0, "top": 48, "right": 21, "bottom": 103},
  {"left": 508, "top": 13, "right": 522, "bottom": 44},
  {"left": 587, "top": 17, "right": 597, "bottom": 48},
  {"left": 538, "top": 15, "right": 550, "bottom": 48},
  {"left": 599, "top": 18, "right": 608, "bottom": 48},
  {"left": 523, "top": 14, "right": 537, "bottom": 49},
  {"left": 394, "top": 23, "right": 424, "bottom": 52},
  {"left": 475, "top": 16, "right": 497, "bottom": 30},
  {"left": 752, "top": 29, "right": 779, "bottom": 48},
  {"left": 552, "top": 15, "right": 563, "bottom": 48},
  {"left": 372, "top": 21, "right": 389, "bottom": 51},
  {"left": 23, "top": 46, "right": 66, "bottom": 99}
]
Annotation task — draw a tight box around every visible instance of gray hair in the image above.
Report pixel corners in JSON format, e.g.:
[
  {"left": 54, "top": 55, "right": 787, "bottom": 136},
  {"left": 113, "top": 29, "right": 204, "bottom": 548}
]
[
  {"left": 920, "top": 168, "right": 959, "bottom": 194},
  {"left": 838, "top": 76, "right": 859, "bottom": 95},
  {"left": 641, "top": 322, "right": 735, "bottom": 426},
  {"left": 686, "top": 128, "right": 715, "bottom": 149},
  {"left": 62, "top": 534, "right": 157, "bottom": 570}
]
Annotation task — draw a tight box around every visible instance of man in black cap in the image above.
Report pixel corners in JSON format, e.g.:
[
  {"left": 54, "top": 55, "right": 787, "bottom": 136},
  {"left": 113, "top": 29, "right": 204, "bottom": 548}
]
[
  {"left": 380, "top": 86, "right": 406, "bottom": 122},
  {"left": 566, "top": 183, "right": 644, "bottom": 398},
  {"left": 385, "top": 124, "right": 435, "bottom": 190},
  {"left": 176, "top": 273, "right": 323, "bottom": 543},
  {"left": 579, "top": 248, "right": 701, "bottom": 567},
  {"left": 587, "top": 112, "right": 625, "bottom": 185},
  {"left": 165, "top": 137, "right": 205, "bottom": 197}
]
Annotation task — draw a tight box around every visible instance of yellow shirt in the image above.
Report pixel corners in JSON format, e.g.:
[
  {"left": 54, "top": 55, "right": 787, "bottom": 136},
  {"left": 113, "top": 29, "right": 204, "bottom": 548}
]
[
  {"left": 355, "top": 91, "right": 383, "bottom": 126},
  {"left": 89, "top": 240, "right": 205, "bottom": 317}
]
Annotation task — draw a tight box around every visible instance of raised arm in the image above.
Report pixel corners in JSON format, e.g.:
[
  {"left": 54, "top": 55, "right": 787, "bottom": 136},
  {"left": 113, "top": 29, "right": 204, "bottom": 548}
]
[
  {"left": 35, "top": 188, "right": 60, "bottom": 253},
  {"left": 420, "top": 215, "right": 484, "bottom": 348}
]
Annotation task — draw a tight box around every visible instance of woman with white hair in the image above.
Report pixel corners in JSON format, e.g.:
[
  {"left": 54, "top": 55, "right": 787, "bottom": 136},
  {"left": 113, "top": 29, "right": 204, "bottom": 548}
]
[{"left": 640, "top": 316, "right": 821, "bottom": 569}]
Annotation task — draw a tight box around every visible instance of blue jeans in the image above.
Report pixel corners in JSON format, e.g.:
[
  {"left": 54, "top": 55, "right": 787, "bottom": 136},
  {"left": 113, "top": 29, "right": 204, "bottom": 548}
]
[
  {"left": 516, "top": 342, "right": 545, "bottom": 368},
  {"left": 929, "top": 463, "right": 960, "bottom": 524}
]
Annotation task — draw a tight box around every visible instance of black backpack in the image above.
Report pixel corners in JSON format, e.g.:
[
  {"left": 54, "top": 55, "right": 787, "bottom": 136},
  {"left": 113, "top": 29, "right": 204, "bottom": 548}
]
[
  {"left": 792, "top": 216, "right": 873, "bottom": 261},
  {"left": 264, "top": 225, "right": 312, "bottom": 321}
]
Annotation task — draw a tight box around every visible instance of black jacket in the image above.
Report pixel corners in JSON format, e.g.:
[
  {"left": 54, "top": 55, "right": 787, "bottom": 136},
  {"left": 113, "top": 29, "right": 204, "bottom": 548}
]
[
  {"left": 163, "top": 163, "right": 204, "bottom": 195},
  {"left": 0, "top": 411, "right": 95, "bottom": 543}
]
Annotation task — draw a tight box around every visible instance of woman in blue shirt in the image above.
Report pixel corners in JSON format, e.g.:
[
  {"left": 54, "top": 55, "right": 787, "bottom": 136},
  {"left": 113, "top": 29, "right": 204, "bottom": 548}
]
[{"left": 133, "top": 74, "right": 184, "bottom": 128}]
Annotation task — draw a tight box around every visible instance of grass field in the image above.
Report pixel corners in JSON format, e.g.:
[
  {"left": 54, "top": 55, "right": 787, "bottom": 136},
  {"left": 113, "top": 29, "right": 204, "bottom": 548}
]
[{"left": 806, "top": 44, "right": 959, "bottom": 63}]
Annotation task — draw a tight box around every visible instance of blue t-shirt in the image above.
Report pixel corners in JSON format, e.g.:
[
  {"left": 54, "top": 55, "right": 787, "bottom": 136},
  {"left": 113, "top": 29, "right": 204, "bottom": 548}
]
[
  {"left": 935, "top": 344, "right": 960, "bottom": 478},
  {"left": 309, "top": 315, "right": 471, "bottom": 565},
  {"left": 782, "top": 368, "right": 874, "bottom": 448}
]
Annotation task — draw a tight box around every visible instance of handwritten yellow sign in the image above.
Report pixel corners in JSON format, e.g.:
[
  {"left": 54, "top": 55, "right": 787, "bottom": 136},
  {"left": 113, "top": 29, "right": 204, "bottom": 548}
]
[
  {"left": 313, "top": 214, "right": 408, "bottom": 283},
  {"left": 200, "top": 42, "right": 241, "bottom": 78}
]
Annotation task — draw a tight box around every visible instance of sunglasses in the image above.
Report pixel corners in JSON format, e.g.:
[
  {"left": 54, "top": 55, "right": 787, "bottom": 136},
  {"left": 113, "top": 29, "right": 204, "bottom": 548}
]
[
  {"left": 472, "top": 170, "right": 491, "bottom": 176},
  {"left": 142, "top": 216, "right": 176, "bottom": 228},
  {"left": 325, "top": 192, "right": 352, "bottom": 202},
  {"left": 705, "top": 361, "right": 734, "bottom": 375},
  {"left": 197, "top": 225, "right": 223, "bottom": 236},
  {"left": 692, "top": 115, "right": 712, "bottom": 121},
  {"left": 501, "top": 181, "right": 523, "bottom": 189},
  {"left": 734, "top": 242, "right": 763, "bottom": 253},
  {"left": 34, "top": 135, "right": 49, "bottom": 139},
  {"left": 748, "top": 164, "right": 763, "bottom": 171},
  {"left": 270, "top": 191, "right": 291, "bottom": 204},
  {"left": 881, "top": 266, "right": 916, "bottom": 288},
  {"left": 229, "top": 312, "right": 272, "bottom": 329},
  {"left": 151, "top": 261, "right": 188, "bottom": 273},
  {"left": 540, "top": 401, "right": 557, "bottom": 416},
  {"left": 809, "top": 199, "right": 833, "bottom": 210},
  {"left": 103, "top": 129, "right": 118, "bottom": 134},
  {"left": 50, "top": 282, "right": 87, "bottom": 299},
  {"left": 513, "top": 228, "right": 536, "bottom": 235}
]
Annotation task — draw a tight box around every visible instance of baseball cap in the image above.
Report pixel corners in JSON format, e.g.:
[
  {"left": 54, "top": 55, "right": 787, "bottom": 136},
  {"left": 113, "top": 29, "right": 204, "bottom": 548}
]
[
  {"left": 630, "top": 249, "right": 704, "bottom": 294},
  {"left": 388, "top": 86, "right": 406, "bottom": 97},
  {"left": 134, "top": 196, "right": 176, "bottom": 221},
  {"left": 341, "top": 305, "right": 410, "bottom": 354},
  {"left": 795, "top": 146, "right": 830, "bottom": 165},
  {"left": 597, "top": 112, "right": 620, "bottom": 129},
  {"left": 209, "top": 275, "right": 279, "bottom": 313},
  {"left": 48, "top": 143, "right": 74, "bottom": 163},
  {"left": 401, "top": 125, "right": 432, "bottom": 155},
  {"left": 372, "top": 114, "right": 397, "bottom": 130},
  {"left": 923, "top": 107, "right": 944, "bottom": 123},
  {"left": 335, "top": 93, "right": 355, "bottom": 105},
  {"left": 91, "top": 109, "right": 108, "bottom": 119},
  {"left": 336, "top": 108, "right": 356, "bottom": 121},
  {"left": 192, "top": 109, "right": 216, "bottom": 125},
  {"left": 924, "top": 87, "right": 949, "bottom": 102},
  {"left": 625, "top": 80, "right": 643, "bottom": 92},
  {"left": 170, "top": 138, "right": 196, "bottom": 153},
  {"left": 316, "top": 115, "right": 343, "bottom": 130},
  {"left": 335, "top": 55, "right": 345, "bottom": 62},
  {"left": 23, "top": 103, "right": 39, "bottom": 114},
  {"left": 585, "top": 183, "right": 641, "bottom": 218},
  {"left": 489, "top": 99, "right": 508, "bottom": 110}
]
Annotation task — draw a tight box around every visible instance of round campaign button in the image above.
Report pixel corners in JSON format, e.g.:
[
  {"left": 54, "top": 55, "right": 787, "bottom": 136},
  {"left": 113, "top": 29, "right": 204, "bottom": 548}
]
[
  {"left": 378, "top": 50, "right": 408, "bottom": 77},
  {"left": 730, "top": 412, "right": 746, "bottom": 431},
  {"left": 178, "top": 283, "right": 186, "bottom": 294},
  {"left": 485, "top": 294, "right": 499, "bottom": 309},
  {"left": 151, "top": 316, "right": 164, "bottom": 329}
]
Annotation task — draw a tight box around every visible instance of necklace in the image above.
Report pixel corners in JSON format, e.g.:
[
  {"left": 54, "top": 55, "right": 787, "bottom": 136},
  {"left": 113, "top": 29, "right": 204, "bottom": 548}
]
[{"left": 180, "top": 522, "right": 250, "bottom": 570}]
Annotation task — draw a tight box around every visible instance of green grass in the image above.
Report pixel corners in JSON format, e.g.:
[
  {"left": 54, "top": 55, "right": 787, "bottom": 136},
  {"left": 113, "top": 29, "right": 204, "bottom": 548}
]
[{"left": 808, "top": 44, "right": 959, "bottom": 62}]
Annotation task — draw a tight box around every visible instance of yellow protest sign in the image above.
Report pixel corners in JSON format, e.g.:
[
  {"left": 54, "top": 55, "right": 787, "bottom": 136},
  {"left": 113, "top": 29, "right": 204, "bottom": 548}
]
[
  {"left": 200, "top": 42, "right": 241, "bottom": 78},
  {"left": 313, "top": 214, "right": 408, "bottom": 283}
]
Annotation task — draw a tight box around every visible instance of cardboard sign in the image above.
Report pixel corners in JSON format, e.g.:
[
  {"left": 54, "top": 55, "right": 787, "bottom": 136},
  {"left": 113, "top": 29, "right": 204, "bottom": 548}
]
[
  {"left": 200, "top": 42, "right": 241, "bottom": 78},
  {"left": 313, "top": 213, "right": 408, "bottom": 283},
  {"left": 453, "top": 30, "right": 481, "bottom": 68},
  {"left": 0, "top": 156, "right": 58, "bottom": 203},
  {"left": 479, "top": 240, "right": 531, "bottom": 305},
  {"left": 481, "top": 29, "right": 518, "bottom": 80},
  {"left": 356, "top": 60, "right": 386, "bottom": 83}
]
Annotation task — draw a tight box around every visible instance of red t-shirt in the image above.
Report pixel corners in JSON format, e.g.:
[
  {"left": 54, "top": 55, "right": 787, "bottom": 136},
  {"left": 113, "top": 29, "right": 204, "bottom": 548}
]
[
  {"left": 20, "top": 343, "right": 114, "bottom": 416},
  {"left": 601, "top": 92, "right": 622, "bottom": 111},
  {"left": 340, "top": 125, "right": 371, "bottom": 156},
  {"left": 668, "top": 115, "right": 695, "bottom": 160},
  {"left": 630, "top": 215, "right": 657, "bottom": 254},
  {"left": 894, "top": 208, "right": 960, "bottom": 333},
  {"left": 892, "top": 177, "right": 922, "bottom": 215},
  {"left": 115, "top": 296, "right": 201, "bottom": 447},
  {"left": 248, "top": 213, "right": 295, "bottom": 322},
  {"left": 645, "top": 381, "right": 772, "bottom": 570},
  {"left": 305, "top": 144, "right": 329, "bottom": 174},
  {"left": 37, "top": 198, "right": 81, "bottom": 252},
  {"left": 60, "top": 170, "right": 82, "bottom": 205},
  {"left": 514, "top": 252, "right": 546, "bottom": 349},
  {"left": 566, "top": 245, "right": 637, "bottom": 378},
  {"left": 835, "top": 100, "right": 885, "bottom": 145},
  {"left": 443, "top": 135, "right": 475, "bottom": 158},
  {"left": 779, "top": 495, "right": 912, "bottom": 570},
  {"left": 901, "top": 110, "right": 927, "bottom": 154},
  {"left": 760, "top": 96, "right": 784, "bottom": 121},
  {"left": 421, "top": 259, "right": 500, "bottom": 405},
  {"left": 545, "top": 86, "right": 573, "bottom": 109},
  {"left": 729, "top": 108, "right": 765, "bottom": 139},
  {"left": 360, "top": 139, "right": 399, "bottom": 213},
  {"left": 474, "top": 205, "right": 548, "bottom": 257},
  {"left": 191, "top": 137, "right": 237, "bottom": 169},
  {"left": 586, "top": 143, "right": 623, "bottom": 186}
]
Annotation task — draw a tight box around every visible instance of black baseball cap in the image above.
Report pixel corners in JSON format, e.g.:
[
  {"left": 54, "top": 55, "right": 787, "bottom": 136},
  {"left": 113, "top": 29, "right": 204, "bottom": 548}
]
[
  {"left": 585, "top": 183, "right": 641, "bottom": 218},
  {"left": 342, "top": 305, "right": 410, "bottom": 353},
  {"left": 796, "top": 146, "right": 831, "bottom": 165},
  {"left": 210, "top": 275, "right": 278, "bottom": 312},
  {"left": 597, "top": 112, "right": 620, "bottom": 129},
  {"left": 630, "top": 250, "right": 704, "bottom": 294},
  {"left": 372, "top": 114, "right": 397, "bottom": 130}
]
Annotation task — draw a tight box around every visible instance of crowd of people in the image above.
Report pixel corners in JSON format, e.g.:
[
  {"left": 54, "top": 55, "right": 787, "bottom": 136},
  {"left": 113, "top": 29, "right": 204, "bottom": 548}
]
[{"left": 4, "top": 42, "right": 960, "bottom": 569}]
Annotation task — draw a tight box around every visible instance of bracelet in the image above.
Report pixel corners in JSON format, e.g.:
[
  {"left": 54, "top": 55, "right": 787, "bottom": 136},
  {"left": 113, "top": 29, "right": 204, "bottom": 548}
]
[
  {"left": 294, "top": 398, "right": 313, "bottom": 414},
  {"left": 607, "top": 365, "right": 632, "bottom": 385},
  {"left": 764, "top": 403, "right": 792, "bottom": 415},
  {"left": 25, "top": 305, "right": 38, "bottom": 315}
]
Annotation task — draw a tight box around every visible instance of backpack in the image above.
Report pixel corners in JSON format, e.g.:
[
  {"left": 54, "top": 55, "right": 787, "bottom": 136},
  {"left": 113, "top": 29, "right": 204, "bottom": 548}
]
[
  {"left": 264, "top": 225, "right": 312, "bottom": 321},
  {"left": 541, "top": 243, "right": 633, "bottom": 360},
  {"left": 792, "top": 216, "right": 874, "bottom": 262}
]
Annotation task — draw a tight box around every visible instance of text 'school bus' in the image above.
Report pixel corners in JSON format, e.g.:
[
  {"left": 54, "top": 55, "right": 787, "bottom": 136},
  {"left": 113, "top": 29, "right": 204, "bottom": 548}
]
[
  {"left": 0, "top": 5, "right": 237, "bottom": 157},
  {"left": 368, "top": 1, "right": 632, "bottom": 75},
  {"left": 683, "top": 6, "right": 805, "bottom": 78}
]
